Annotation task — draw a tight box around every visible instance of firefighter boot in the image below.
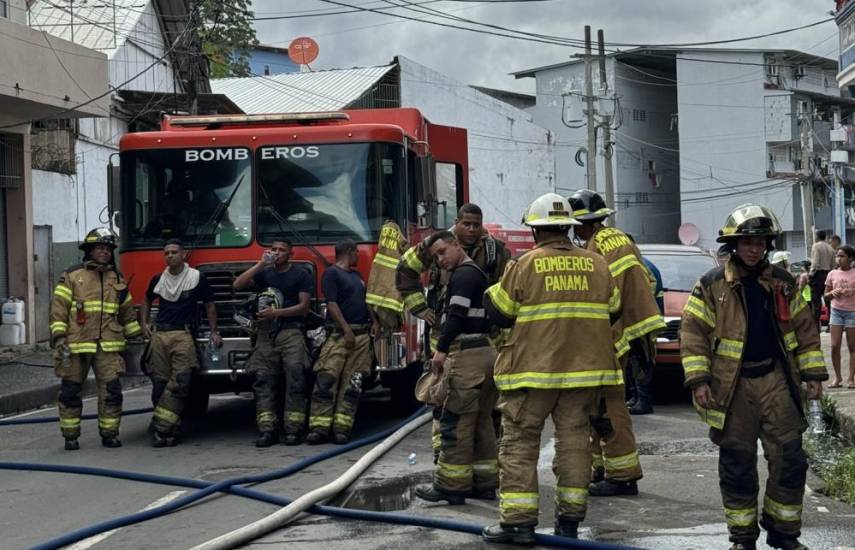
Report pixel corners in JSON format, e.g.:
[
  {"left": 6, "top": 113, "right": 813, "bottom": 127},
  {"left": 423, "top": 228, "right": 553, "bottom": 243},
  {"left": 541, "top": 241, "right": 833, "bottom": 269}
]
[
  {"left": 625, "top": 384, "right": 637, "bottom": 409},
  {"left": 554, "top": 519, "right": 579, "bottom": 539},
  {"left": 101, "top": 435, "right": 122, "bottom": 448},
  {"left": 305, "top": 431, "right": 326, "bottom": 445},
  {"left": 588, "top": 479, "right": 638, "bottom": 496},
  {"left": 64, "top": 438, "right": 80, "bottom": 451},
  {"left": 151, "top": 430, "right": 169, "bottom": 448},
  {"left": 255, "top": 431, "right": 278, "bottom": 447},
  {"left": 466, "top": 487, "right": 496, "bottom": 500},
  {"left": 282, "top": 433, "right": 302, "bottom": 446},
  {"left": 414, "top": 484, "right": 465, "bottom": 505},
  {"left": 482, "top": 523, "right": 536, "bottom": 545},
  {"left": 591, "top": 465, "right": 605, "bottom": 483},
  {"left": 767, "top": 533, "right": 808, "bottom": 550},
  {"left": 729, "top": 543, "right": 757, "bottom": 550},
  {"left": 628, "top": 384, "right": 653, "bottom": 415}
]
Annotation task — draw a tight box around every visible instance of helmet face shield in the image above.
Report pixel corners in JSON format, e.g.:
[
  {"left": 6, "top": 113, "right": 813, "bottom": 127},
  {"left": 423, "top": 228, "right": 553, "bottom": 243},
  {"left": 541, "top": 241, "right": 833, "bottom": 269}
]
[{"left": 79, "top": 227, "right": 117, "bottom": 251}]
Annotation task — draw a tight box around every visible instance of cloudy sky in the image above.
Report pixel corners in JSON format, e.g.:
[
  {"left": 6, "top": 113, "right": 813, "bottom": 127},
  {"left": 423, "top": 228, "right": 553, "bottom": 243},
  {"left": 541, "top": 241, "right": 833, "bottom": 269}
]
[{"left": 252, "top": 0, "right": 840, "bottom": 93}]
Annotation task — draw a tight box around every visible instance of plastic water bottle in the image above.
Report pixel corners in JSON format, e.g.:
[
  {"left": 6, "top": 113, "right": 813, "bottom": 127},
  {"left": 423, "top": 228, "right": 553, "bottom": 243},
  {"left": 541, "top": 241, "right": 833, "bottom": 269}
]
[
  {"left": 206, "top": 338, "right": 220, "bottom": 365},
  {"left": 407, "top": 452, "right": 417, "bottom": 465},
  {"left": 809, "top": 400, "right": 824, "bottom": 435}
]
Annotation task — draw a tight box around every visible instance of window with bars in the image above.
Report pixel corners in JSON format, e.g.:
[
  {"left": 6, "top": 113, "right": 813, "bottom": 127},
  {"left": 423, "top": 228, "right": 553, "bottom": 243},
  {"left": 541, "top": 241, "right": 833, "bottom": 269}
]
[
  {"left": 31, "top": 119, "right": 78, "bottom": 175},
  {"left": 632, "top": 109, "right": 647, "bottom": 123},
  {"left": 0, "top": 133, "right": 24, "bottom": 189}
]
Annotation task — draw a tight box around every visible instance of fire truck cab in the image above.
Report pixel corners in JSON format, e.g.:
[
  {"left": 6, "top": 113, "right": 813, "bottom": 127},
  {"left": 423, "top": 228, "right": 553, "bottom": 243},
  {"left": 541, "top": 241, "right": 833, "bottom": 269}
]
[{"left": 111, "top": 108, "right": 469, "bottom": 414}]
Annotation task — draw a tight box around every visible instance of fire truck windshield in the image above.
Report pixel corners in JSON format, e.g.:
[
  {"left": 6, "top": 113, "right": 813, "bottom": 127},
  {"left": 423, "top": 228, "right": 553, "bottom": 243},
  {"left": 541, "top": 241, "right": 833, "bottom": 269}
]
[
  {"left": 121, "top": 147, "right": 252, "bottom": 249},
  {"left": 257, "top": 142, "right": 404, "bottom": 244}
]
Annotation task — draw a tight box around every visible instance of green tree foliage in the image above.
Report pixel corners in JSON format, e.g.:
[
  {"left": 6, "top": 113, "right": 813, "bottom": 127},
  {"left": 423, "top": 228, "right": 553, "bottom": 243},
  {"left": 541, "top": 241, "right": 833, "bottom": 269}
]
[{"left": 197, "top": 0, "right": 258, "bottom": 78}]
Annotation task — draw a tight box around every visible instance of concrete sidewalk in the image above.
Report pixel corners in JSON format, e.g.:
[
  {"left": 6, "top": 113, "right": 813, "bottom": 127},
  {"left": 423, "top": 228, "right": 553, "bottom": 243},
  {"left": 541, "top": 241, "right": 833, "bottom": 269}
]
[
  {"left": 0, "top": 344, "right": 148, "bottom": 417},
  {"left": 820, "top": 332, "right": 855, "bottom": 443}
]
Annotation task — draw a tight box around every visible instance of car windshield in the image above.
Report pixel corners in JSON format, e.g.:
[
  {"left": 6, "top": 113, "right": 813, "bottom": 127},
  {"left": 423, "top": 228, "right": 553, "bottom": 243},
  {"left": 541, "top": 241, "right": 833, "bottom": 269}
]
[
  {"left": 256, "top": 142, "right": 404, "bottom": 244},
  {"left": 121, "top": 147, "right": 252, "bottom": 249},
  {"left": 644, "top": 253, "right": 717, "bottom": 292}
]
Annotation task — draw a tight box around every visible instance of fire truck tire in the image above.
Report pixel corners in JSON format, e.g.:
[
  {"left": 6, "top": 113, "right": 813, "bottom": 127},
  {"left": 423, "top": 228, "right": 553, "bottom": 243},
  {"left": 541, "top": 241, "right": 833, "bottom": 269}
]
[{"left": 385, "top": 363, "right": 421, "bottom": 413}]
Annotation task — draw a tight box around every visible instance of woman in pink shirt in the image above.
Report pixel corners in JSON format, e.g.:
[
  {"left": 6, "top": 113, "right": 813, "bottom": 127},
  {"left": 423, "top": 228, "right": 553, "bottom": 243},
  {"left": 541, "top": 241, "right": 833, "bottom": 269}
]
[{"left": 824, "top": 244, "right": 855, "bottom": 388}]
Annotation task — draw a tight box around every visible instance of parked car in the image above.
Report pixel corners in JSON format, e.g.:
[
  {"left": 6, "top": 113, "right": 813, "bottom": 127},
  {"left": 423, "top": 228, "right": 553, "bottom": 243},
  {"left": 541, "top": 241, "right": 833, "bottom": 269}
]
[{"left": 637, "top": 244, "right": 719, "bottom": 372}]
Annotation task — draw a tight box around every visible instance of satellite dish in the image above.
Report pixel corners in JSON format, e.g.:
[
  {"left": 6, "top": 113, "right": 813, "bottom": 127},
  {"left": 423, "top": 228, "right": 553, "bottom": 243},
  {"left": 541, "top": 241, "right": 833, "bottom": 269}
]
[
  {"left": 678, "top": 223, "right": 700, "bottom": 246},
  {"left": 288, "top": 37, "right": 319, "bottom": 66}
]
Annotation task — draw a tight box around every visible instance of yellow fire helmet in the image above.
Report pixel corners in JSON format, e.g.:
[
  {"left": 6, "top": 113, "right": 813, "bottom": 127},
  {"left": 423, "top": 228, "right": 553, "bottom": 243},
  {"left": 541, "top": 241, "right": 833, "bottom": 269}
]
[
  {"left": 522, "top": 193, "right": 580, "bottom": 227},
  {"left": 716, "top": 204, "right": 782, "bottom": 243}
]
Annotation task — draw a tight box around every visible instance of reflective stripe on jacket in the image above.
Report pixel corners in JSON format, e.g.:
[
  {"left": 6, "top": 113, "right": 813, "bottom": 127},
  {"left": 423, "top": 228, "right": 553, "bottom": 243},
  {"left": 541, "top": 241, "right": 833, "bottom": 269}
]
[
  {"left": 587, "top": 226, "right": 665, "bottom": 357},
  {"left": 50, "top": 262, "right": 141, "bottom": 353},
  {"left": 680, "top": 260, "right": 828, "bottom": 431},
  {"left": 484, "top": 236, "right": 622, "bottom": 391},
  {"left": 365, "top": 221, "right": 408, "bottom": 315}
]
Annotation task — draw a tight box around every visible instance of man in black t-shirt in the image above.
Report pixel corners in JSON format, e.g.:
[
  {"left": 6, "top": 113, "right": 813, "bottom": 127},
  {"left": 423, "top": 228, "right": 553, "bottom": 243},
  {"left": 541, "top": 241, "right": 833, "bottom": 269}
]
[
  {"left": 307, "top": 239, "right": 378, "bottom": 445},
  {"left": 141, "top": 239, "right": 220, "bottom": 447},
  {"left": 234, "top": 237, "right": 313, "bottom": 447}
]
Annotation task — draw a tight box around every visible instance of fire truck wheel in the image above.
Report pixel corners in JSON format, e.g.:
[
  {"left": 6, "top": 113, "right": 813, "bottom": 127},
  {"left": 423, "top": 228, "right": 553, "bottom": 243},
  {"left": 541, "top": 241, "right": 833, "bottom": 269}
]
[{"left": 385, "top": 364, "right": 421, "bottom": 414}]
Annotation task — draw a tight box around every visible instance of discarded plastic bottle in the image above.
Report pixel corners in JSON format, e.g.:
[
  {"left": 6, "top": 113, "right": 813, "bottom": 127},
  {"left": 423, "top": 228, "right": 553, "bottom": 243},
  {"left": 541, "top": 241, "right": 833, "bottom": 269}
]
[
  {"left": 206, "top": 337, "right": 220, "bottom": 365},
  {"left": 407, "top": 452, "right": 417, "bottom": 465},
  {"left": 809, "top": 400, "right": 824, "bottom": 435}
]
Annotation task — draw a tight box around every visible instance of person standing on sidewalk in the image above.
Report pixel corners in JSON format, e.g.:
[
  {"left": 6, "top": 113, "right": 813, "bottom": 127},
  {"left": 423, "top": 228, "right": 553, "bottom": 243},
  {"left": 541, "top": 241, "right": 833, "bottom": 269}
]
[
  {"left": 809, "top": 230, "right": 835, "bottom": 330},
  {"left": 681, "top": 204, "right": 827, "bottom": 550},
  {"left": 49, "top": 228, "right": 142, "bottom": 450},
  {"left": 414, "top": 231, "right": 498, "bottom": 506},
  {"left": 306, "top": 239, "right": 378, "bottom": 445},
  {"left": 481, "top": 194, "right": 622, "bottom": 544},
  {"left": 824, "top": 244, "right": 855, "bottom": 389},
  {"left": 235, "top": 237, "right": 313, "bottom": 447},
  {"left": 140, "top": 239, "right": 221, "bottom": 447}
]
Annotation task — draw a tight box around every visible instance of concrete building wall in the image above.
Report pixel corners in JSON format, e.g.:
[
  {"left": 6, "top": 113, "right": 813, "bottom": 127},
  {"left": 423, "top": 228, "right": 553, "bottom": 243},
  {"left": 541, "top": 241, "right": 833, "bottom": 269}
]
[
  {"left": 677, "top": 51, "right": 797, "bottom": 256},
  {"left": 612, "top": 62, "right": 680, "bottom": 243},
  {"left": 4, "top": 0, "right": 27, "bottom": 24},
  {"left": 108, "top": 1, "right": 176, "bottom": 93},
  {"left": 398, "top": 56, "right": 554, "bottom": 228}
]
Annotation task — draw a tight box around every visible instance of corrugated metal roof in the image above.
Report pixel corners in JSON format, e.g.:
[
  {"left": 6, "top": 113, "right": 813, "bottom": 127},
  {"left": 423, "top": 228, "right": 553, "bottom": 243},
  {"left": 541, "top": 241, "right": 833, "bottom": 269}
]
[
  {"left": 211, "top": 65, "right": 396, "bottom": 114},
  {"left": 28, "top": 0, "right": 149, "bottom": 56}
]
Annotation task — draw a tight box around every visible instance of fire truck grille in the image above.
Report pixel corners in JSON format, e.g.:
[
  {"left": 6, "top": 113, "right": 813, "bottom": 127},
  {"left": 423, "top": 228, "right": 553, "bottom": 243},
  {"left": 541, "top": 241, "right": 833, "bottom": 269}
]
[{"left": 196, "top": 262, "right": 257, "bottom": 337}]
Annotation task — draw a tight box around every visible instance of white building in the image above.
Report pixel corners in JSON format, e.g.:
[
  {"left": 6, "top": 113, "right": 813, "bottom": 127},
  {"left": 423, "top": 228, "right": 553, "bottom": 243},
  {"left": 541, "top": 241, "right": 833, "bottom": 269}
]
[{"left": 212, "top": 55, "right": 555, "bottom": 228}]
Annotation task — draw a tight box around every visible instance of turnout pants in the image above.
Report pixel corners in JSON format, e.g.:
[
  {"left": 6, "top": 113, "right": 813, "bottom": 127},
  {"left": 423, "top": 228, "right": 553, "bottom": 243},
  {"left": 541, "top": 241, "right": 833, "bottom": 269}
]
[
  {"left": 248, "top": 328, "right": 310, "bottom": 435},
  {"left": 149, "top": 330, "right": 198, "bottom": 435},
  {"left": 55, "top": 350, "right": 125, "bottom": 439},
  {"left": 497, "top": 387, "right": 599, "bottom": 526},
  {"left": 309, "top": 331, "right": 372, "bottom": 438},
  {"left": 434, "top": 343, "right": 498, "bottom": 494},
  {"left": 713, "top": 366, "right": 808, "bottom": 544},
  {"left": 590, "top": 358, "right": 643, "bottom": 481}
]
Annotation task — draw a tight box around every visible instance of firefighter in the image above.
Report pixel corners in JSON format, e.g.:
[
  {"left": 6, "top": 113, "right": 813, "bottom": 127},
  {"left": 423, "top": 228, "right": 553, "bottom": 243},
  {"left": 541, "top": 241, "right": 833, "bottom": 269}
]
[
  {"left": 569, "top": 189, "right": 664, "bottom": 496},
  {"left": 49, "top": 227, "right": 142, "bottom": 450},
  {"left": 365, "top": 219, "right": 408, "bottom": 331},
  {"left": 307, "top": 239, "right": 378, "bottom": 445},
  {"left": 396, "top": 203, "right": 510, "bottom": 459},
  {"left": 681, "top": 204, "right": 826, "bottom": 550},
  {"left": 479, "top": 193, "right": 622, "bottom": 544},
  {"left": 140, "top": 239, "right": 221, "bottom": 447},
  {"left": 234, "top": 237, "right": 313, "bottom": 447},
  {"left": 414, "top": 231, "right": 498, "bottom": 505}
]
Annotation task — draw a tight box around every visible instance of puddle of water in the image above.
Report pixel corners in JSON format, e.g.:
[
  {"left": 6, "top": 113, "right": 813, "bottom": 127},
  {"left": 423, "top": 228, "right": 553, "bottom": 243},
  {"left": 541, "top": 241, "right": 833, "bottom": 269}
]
[{"left": 336, "top": 471, "right": 431, "bottom": 512}]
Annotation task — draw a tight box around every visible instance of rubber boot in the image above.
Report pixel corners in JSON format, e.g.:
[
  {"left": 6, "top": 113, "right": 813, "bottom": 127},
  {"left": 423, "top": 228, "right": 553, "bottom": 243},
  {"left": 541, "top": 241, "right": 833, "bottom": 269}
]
[
  {"left": 482, "top": 523, "right": 536, "bottom": 545},
  {"left": 466, "top": 487, "right": 496, "bottom": 500},
  {"left": 554, "top": 518, "right": 579, "bottom": 538},
  {"left": 282, "top": 433, "right": 302, "bottom": 446},
  {"left": 305, "top": 431, "right": 326, "bottom": 445},
  {"left": 64, "top": 438, "right": 80, "bottom": 451},
  {"left": 625, "top": 384, "right": 638, "bottom": 409},
  {"left": 588, "top": 479, "right": 638, "bottom": 497},
  {"left": 729, "top": 543, "right": 757, "bottom": 550},
  {"left": 629, "top": 388, "right": 653, "bottom": 415},
  {"left": 767, "top": 533, "right": 809, "bottom": 550},
  {"left": 255, "top": 431, "right": 278, "bottom": 447},
  {"left": 591, "top": 466, "right": 605, "bottom": 484},
  {"left": 331, "top": 433, "right": 349, "bottom": 445},
  {"left": 151, "top": 430, "right": 169, "bottom": 448},
  {"left": 414, "top": 484, "right": 465, "bottom": 505},
  {"left": 101, "top": 435, "right": 122, "bottom": 448}
]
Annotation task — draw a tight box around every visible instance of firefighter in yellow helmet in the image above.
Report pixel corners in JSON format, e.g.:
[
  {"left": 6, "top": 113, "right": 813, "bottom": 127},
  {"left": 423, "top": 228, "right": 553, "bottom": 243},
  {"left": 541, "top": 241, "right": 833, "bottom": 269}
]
[
  {"left": 49, "top": 228, "right": 142, "bottom": 450},
  {"left": 681, "top": 204, "right": 827, "bottom": 550},
  {"left": 481, "top": 193, "right": 623, "bottom": 544},
  {"left": 568, "top": 189, "right": 664, "bottom": 496}
]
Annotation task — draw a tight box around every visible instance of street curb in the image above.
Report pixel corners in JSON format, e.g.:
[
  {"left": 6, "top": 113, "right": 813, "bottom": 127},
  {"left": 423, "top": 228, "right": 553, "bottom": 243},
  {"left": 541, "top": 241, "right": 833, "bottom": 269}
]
[
  {"left": 0, "top": 375, "right": 150, "bottom": 418},
  {"left": 831, "top": 398, "right": 855, "bottom": 445}
]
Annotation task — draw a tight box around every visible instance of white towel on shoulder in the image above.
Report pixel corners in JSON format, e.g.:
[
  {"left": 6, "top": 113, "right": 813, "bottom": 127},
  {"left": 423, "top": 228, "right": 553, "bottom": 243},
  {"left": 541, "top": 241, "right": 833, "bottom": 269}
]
[{"left": 153, "top": 263, "right": 200, "bottom": 302}]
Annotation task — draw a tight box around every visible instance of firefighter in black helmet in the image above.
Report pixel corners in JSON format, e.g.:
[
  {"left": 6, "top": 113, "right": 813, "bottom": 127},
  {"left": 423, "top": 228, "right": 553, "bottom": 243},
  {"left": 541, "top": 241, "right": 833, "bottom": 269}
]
[
  {"left": 49, "top": 227, "right": 142, "bottom": 450},
  {"left": 682, "top": 204, "right": 827, "bottom": 550},
  {"left": 568, "top": 189, "right": 665, "bottom": 497}
]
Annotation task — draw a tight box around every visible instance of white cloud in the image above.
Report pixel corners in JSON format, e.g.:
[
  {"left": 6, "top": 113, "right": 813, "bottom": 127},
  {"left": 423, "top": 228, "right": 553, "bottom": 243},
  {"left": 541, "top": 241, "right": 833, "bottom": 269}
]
[{"left": 252, "top": 0, "right": 838, "bottom": 93}]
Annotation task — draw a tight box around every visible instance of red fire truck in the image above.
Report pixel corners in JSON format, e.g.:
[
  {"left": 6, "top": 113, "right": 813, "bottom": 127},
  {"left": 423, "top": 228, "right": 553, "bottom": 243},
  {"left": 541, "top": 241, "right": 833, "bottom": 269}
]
[{"left": 112, "top": 109, "right": 468, "bottom": 414}]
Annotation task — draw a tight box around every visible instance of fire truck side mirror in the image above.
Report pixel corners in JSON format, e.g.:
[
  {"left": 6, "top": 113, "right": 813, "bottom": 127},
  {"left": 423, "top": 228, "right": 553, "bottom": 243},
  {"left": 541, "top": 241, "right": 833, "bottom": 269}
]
[{"left": 107, "top": 161, "right": 121, "bottom": 214}]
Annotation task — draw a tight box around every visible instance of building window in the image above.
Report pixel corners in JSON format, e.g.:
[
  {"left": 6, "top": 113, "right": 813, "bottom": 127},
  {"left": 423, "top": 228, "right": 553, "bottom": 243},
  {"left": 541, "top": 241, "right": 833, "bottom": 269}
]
[
  {"left": 31, "top": 119, "right": 78, "bottom": 175},
  {"left": 0, "top": 133, "right": 24, "bottom": 189},
  {"left": 263, "top": 64, "right": 271, "bottom": 76},
  {"left": 632, "top": 109, "right": 647, "bottom": 122},
  {"left": 0, "top": 0, "right": 7, "bottom": 18}
]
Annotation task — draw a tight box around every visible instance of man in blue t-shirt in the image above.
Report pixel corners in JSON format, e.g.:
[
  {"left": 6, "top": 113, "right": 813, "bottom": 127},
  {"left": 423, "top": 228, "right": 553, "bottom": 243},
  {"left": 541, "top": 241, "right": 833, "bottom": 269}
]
[
  {"left": 306, "top": 239, "right": 378, "bottom": 444},
  {"left": 141, "top": 239, "right": 220, "bottom": 447},
  {"left": 234, "top": 237, "right": 313, "bottom": 447}
]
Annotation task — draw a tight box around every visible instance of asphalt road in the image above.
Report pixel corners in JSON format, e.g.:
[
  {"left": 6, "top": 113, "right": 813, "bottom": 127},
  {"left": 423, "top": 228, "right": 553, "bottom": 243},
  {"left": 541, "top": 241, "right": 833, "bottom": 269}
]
[{"left": 2, "top": 379, "right": 854, "bottom": 550}]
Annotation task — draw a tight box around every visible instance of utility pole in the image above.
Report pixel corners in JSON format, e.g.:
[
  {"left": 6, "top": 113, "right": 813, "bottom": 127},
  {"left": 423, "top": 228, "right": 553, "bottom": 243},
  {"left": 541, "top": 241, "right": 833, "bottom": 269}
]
[
  {"left": 598, "top": 29, "right": 615, "bottom": 215},
  {"left": 187, "top": 0, "right": 201, "bottom": 115},
  {"left": 799, "top": 103, "right": 815, "bottom": 254},
  {"left": 584, "top": 25, "right": 597, "bottom": 191},
  {"left": 832, "top": 109, "right": 847, "bottom": 244}
]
